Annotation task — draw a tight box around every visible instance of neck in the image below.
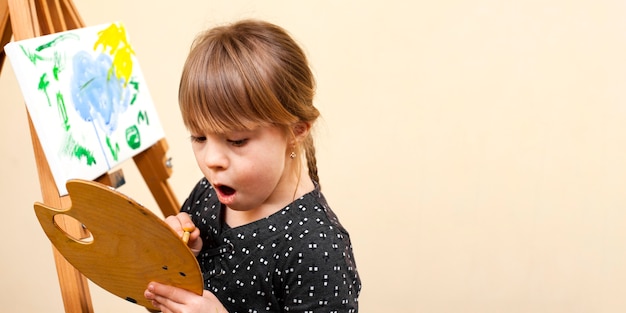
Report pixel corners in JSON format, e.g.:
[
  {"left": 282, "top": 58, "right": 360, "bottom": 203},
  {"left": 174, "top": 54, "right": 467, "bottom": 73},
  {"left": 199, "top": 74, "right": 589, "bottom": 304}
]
[{"left": 225, "top": 165, "right": 315, "bottom": 228}]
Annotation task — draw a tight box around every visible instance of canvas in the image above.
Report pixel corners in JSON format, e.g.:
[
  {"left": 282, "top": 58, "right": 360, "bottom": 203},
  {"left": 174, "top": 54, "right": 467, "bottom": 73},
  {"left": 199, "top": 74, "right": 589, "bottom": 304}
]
[{"left": 4, "top": 22, "right": 164, "bottom": 195}]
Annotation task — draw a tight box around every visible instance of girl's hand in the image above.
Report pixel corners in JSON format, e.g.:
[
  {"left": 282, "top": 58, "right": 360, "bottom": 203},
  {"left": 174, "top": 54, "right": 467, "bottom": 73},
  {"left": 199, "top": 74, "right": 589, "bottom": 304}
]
[
  {"left": 144, "top": 282, "right": 228, "bottom": 313},
  {"left": 164, "top": 212, "right": 202, "bottom": 255}
]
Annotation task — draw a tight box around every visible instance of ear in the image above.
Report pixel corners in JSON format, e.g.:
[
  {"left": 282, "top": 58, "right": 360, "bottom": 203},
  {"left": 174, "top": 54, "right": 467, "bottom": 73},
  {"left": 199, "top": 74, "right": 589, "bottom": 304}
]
[{"left": 290, "top": 121, "right": 311, "bottom": 144}]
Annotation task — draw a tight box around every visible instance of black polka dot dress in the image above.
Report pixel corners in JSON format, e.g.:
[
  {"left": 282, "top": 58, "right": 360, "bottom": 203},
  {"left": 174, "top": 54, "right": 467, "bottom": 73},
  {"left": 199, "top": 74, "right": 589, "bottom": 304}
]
[{"left": 180, "top": 178, "right": 361, "bottom": 312}]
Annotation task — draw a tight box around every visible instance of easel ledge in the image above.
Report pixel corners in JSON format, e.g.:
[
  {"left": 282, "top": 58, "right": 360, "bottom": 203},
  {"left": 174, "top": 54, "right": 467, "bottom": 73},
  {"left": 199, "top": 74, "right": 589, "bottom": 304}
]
[{"left": 1, "top": 1, "right": 180, "bottom": 312}]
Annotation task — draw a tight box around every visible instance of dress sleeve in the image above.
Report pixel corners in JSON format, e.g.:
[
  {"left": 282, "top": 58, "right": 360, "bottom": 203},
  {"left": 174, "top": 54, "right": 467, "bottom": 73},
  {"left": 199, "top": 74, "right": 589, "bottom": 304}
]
[{"left": 279, "top": 224, "right": 361, "bottom": 312}]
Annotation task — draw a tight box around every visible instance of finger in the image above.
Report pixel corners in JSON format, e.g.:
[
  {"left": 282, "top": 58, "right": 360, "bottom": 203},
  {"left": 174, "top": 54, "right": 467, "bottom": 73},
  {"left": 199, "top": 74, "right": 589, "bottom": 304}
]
[
  {"left": 148, "top": 281, "right": 193, "bottom": 304},
  {"left": 164, "top": 215, "right": 183, "bottom": 233},
  {"left": 176, "top": 213, "right": 196, "bottom": 243},
  {"left": 144, "top": 286, "right": 166, "bottom": 312},
  {"left": 177, "top": 212, "right": 196, "bottom": 232},
  {"left": 145, "top": 285, "right": 178, "bottom": 313}
]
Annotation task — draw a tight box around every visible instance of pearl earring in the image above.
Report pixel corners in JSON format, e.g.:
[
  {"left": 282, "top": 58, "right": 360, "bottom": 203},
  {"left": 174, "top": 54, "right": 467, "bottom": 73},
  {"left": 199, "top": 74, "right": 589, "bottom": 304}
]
[{"left": 290, "top": 151, "right": 296, "bottom": 159}]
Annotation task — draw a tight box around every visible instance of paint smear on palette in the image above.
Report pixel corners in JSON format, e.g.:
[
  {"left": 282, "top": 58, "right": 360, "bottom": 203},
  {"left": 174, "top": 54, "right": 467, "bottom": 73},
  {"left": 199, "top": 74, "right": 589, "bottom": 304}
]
[{"left": 4, "top": 22, "right": 164, "bottom": 195}]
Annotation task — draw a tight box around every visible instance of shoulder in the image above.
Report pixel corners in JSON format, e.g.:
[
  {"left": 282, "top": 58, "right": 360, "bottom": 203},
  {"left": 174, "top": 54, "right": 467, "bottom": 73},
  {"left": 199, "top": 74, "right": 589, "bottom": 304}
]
[
  {"left": 272, "top": 190, "right": 361, "bottom": 310},
  {"left": 293, "top": 188, "right": 351, "bottom": 238},
  {"left": 278, "top": 189, "right": 356, "bottom": 263}
]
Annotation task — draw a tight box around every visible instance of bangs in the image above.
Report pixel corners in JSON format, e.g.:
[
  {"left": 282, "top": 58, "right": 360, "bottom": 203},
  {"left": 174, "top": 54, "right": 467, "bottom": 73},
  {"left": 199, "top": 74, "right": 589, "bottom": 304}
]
[
  {"left": 179, "top": 27, "right": 297, "bottom": 135},
  {"left": 179, "top": 55, "right": 262, "bottom": 134}
]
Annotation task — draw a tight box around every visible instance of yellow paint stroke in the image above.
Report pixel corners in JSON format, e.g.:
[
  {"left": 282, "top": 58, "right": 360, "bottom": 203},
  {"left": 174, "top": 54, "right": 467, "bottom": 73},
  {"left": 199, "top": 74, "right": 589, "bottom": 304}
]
[{"left": 93, "top": 23, "right": 135, "bottom": 86}]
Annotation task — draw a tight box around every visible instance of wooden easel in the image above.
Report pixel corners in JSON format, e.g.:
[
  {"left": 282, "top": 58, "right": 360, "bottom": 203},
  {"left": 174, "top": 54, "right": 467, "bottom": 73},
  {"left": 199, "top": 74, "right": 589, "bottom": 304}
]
[{"left": 0, "top": 0, "right": 180, "bottom": 312}]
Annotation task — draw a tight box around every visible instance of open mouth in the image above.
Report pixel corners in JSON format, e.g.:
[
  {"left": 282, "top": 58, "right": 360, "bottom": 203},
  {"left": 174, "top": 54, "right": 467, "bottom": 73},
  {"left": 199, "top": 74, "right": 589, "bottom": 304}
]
[{"left": 217, "top": 185, "right": 236, "bottom": 196}]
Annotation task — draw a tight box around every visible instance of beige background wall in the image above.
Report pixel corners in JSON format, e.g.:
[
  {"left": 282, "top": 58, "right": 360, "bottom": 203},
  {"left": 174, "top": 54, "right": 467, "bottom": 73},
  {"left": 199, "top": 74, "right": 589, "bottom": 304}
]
[{"left": 2, "top": 0, "right": 626, "bottom": 312}]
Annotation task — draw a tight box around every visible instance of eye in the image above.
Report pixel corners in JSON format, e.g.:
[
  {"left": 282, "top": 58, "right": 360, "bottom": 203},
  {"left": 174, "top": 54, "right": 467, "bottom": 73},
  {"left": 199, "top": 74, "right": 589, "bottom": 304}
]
[
  {"left": 227, "top": 138, "right": 248, "bottom": 147},
  {"left": 190, "top": 135, "right": 206, "bottom": 143}
]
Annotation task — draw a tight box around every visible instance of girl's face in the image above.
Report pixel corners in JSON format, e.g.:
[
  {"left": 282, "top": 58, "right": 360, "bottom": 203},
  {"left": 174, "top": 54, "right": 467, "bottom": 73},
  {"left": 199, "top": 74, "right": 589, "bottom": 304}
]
[{"left": 190, "top": 124, "right": 297, "bottom": 218}]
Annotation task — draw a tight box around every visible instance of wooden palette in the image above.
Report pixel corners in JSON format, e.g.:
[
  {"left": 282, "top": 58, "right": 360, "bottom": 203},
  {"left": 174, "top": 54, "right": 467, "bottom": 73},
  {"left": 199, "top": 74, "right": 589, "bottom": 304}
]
[{"left": 33, "top": 179, "right": 203, "bottom": 310}]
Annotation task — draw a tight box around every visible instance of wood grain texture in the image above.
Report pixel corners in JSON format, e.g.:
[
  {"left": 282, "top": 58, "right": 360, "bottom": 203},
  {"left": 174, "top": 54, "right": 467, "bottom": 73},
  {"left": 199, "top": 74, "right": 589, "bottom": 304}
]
[{"left": 34, "top": 179, "right": 203, "bottom": 311}]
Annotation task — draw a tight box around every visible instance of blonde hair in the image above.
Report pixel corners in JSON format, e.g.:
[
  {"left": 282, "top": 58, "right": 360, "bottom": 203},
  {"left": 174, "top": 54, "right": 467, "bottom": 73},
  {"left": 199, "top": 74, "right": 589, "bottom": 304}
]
[{"left": 179, "top": 19, "right": 321, "bottom": 184}]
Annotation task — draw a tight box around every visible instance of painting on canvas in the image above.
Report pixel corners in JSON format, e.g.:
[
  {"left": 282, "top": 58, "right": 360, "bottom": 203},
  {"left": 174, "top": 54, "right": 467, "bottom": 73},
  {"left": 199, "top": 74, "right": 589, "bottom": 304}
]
[{"left": 4, "top": 22, "right": 164, "bottom": 195}]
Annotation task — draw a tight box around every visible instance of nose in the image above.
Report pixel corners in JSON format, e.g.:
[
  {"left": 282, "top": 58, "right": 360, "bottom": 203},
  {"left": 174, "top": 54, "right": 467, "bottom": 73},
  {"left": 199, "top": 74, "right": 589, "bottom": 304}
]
[{"left": 201, "top": 143, "right": 229, "bottom": 171}]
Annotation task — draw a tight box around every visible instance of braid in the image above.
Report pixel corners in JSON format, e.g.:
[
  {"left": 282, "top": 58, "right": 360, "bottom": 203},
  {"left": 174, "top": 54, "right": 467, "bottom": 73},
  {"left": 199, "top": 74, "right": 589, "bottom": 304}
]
[{"left": 303, "top": 134, "right": 320, "bottom": 188}]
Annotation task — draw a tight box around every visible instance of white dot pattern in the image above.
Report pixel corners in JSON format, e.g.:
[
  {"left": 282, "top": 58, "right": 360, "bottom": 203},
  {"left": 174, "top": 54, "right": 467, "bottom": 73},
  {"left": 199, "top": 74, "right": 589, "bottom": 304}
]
[{"left": 180, "top": 178, "right": 361, "bottom": 312}]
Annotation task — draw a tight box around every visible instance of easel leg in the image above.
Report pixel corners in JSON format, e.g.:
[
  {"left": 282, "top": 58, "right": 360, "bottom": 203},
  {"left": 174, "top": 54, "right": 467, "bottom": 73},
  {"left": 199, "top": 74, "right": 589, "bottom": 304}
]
[
  {"left": 134, "top": 139, "right": 180, "bottom": 217},
  {"left": 52, "top": 247, "right": 94, "bottom": 312},
  {"left": 0, "top": 0, "right": 12, "bottom": 71},
  {"left": 29, "top": 116, "right": 95, "bottom": 313}
]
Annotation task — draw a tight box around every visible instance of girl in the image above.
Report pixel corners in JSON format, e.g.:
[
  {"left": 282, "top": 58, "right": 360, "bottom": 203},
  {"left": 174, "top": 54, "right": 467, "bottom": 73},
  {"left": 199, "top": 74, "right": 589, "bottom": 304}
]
[{"left": 144, "top": 19, "right": 361, "bottom": 312}]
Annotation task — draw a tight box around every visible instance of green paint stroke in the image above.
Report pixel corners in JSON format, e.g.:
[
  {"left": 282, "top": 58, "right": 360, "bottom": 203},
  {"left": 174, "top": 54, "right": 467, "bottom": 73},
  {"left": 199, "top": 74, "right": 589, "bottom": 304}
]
[
  {"left": 53, "top": 53, "right": 63, "bottom": 81},
  {"left": 125, "top": 125, "right": 141, "bottom": 149},
  {"left": 106, "top": 136, "right": 120, "bottom": 161},
  {"left": 79, "top": 77, "right": 96, "bottom": 91},
  {"left": 62, "top": 135, "right": 97, "bottom": 166},
  {"left": 19, "top": 45, "right": 46, "bottom": 65},
  {"left": 137, "top": 110, "right": 149, "bottom": 125},
  {"left": 73, "top": 145, "right": 97, "bottom": 166},
  {"left": 56, "top": 92, "right": 70, "bottom": 131},
  {"left": 38, "top": 73, "right": 52, "bottom": 106},
  {"left": 20, "top": 33, "right": 79, "bottom": 66},
  {"left": 35, "top": 33, "right": 80, "bottom": 52},
  {"left": 129, "top": 80, "right": 139, "bottom": 104}
]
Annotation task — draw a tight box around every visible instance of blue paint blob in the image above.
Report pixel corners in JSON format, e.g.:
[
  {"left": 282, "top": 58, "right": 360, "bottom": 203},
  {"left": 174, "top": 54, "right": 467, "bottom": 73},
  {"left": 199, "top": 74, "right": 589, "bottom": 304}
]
[{"left": 71, "top": 51, "right": 131, "bottom": 135}]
